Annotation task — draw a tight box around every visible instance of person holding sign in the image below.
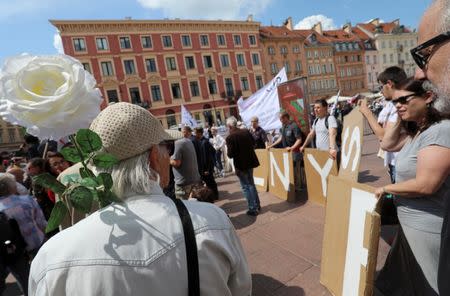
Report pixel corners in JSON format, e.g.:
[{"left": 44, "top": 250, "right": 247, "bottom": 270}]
[{"left": 374, "top": 78, "right": 450, "bottom": 295}]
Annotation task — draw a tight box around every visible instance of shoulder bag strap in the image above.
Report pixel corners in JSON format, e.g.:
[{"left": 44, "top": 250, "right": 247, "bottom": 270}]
[{"left": 173, "top": 198, "right": 200, "bottom": 296}]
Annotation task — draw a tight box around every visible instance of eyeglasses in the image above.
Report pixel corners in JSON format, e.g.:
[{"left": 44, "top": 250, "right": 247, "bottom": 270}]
[
  {"left": 391, "top": 93, "right": 417, "bottom": 105},
  {"left": 410, "top": 31, "right": 450, "bottom": 69}
]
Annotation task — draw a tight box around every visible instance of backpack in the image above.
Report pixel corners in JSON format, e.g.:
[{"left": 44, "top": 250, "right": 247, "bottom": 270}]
[
  {"left": 313, "top": 115, "right": 343, "bottom": 147},
  {"left": 0, "top": 212, "right": 27, "bottom": 265}
]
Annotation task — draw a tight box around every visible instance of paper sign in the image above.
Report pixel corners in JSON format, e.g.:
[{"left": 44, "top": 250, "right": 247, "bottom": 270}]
[
  {"left": 338, "top": 107, "right": 364, "bottom": 181},
  {"left": 320, "top": 175, "right": 380, "bottom": 296},
  {"left": 303, "top": 148, "right": 338, "bottom": 205},
  {"left": 268, "top": 148, "right": 295, "bottom": 202},
  {"left": 253, "top": 149, "right": 269, "bottom": 192}
]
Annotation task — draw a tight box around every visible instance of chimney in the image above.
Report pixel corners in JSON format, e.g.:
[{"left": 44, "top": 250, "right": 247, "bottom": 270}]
[
  {"left": 283, "top": 17, "right": 293, "bottom": 31},
  {"left": 343, "top": 22, "right": 352, "bottom": 34},
  {"left": 369, "top": 18, "right": 379, "bottom": 26},
  {"left": 247, "top": 14, "right": 253, "bottom": 22},
  {"left": 313, "top": 22, "right": 323, "bottom": 35}
]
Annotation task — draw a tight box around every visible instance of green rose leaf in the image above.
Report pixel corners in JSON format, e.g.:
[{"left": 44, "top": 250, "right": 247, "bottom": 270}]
[
  {"left": 76, "top": 129, "right": 102, "bottom": 154},
  {"left": 69, "top": 186, "right": 94, "bottom": 214},
  {"left": 60, "top": 146, "right": 83, "bottom": 163},
  {"left": 80, "top": 177, "right": 98, "bottom": 188},
  {"left": 93, "top": 153, "right": 118, "bottom": 169},
  {"left": 45, "top": 201, "right": 68, "bottom": 233},
  {"left": 32, "top": 173, "right": 66, "bottom": 195},
  {"left": 98, "top": 190, "right": 120, "bottom": 208},
  {"left": 96, "top": 173, "right": 113, "bottom": 191},
  {"left": 79, "top": 167, "right": 94, "bottom": 179}
]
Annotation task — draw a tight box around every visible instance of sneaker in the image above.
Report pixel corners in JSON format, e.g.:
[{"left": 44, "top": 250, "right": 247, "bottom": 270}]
[{"left": 246, "top": 210, "right": 259, "bottom": 216}]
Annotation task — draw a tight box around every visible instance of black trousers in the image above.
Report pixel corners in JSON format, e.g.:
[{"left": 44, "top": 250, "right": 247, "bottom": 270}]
[{"left": 201, "top": 173, "right": 218, "bottom": 200}]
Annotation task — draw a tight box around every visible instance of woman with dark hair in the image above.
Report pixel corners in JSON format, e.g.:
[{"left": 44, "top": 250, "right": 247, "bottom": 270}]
[
  {"left": 44, "top": 152, "right": 72, "bottom": 204},
  {"left": 375, "top": 78, "right": 450, "bottom": 295}
]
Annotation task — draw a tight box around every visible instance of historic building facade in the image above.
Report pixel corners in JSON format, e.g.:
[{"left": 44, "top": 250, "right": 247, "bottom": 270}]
[{"left": 51, "top": 19, "right": 265, "bottom": 128}]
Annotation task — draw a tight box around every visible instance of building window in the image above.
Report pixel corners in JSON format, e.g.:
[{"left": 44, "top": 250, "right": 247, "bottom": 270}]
[
  {"left": 251, "top": 53, "right": 260, "bottom": 65},
  {"left": 271, "top": 63, "right": 278, "bottom": 74},
  {"left": 240, "top": 77, "right": 249, "bottom": 91},
  {"left": 129, "top": 87, "right": 141, "bottom": 104},
  {"left": 203, "top": 55, "right": 213, "bottom": 68},
  {"left": 208, "top": 79, "right": 217, "bottom": 94},
  {"left": 268, "top": 47, "right": 275, "bottom": 55},
  {"left": 171, "top": 83, "right": 182, "bottom": 99},
  {"left": 220, "top": 54, "right": 230, "bottom": 67},
  {"left": 123, "top": 60, "right": 136, "bottom": 75},
  {"left": 145, "top": 58, "right": 157, "bottom": 73},
  {"left": 141, "top": 36, "right": 152, "bottom": 49},
  {"left": 181, "top": 35, "right": 191, "bottom": 47},
  {"left": 119, "top": 37, "right": 131, "bottom": 49},
  {"left": 200, "top": 35, "right": 209, "bottom": 46},
  {"left": 166, "top": 110, "right": 177, "bottom": 127},
  {"left": 322, "top": 64, "right": 326, "bottom": 74},
  {"left": 190, "top": 81, "right": 200, "bottom": 97},
  {"left": 185, "top": 56, "right": 195, "bottom": 70},
  {"left": 293, "top": 46, "right": 300, "bottom": 53},
  {"left": 295, "top": 60, "right": 302, "bottom": 72},
  {"left": 100, "top": 61, "right": 114, "bottom": 76},
  {"left": 330, "top": 63, "right": 334, "bottom": 72},
  {"left": 82, "top": 63, "right": 91, "bottom": 73},
  {"left": 8, "top": 129, "right": 15, "bottom": 143},
  {"left": 390, "top": 53, "right": 394, "bottom": 63},
  {"left": 256, "top": 75, "right": 263, "bottom": 89},
  {"left": 284, "top": 62, "right": 290, "bottom": 73},
  {"left": 366, "top": 56, "right": 370, "bottom": 64},
  {"left": 162, "top": 35, "right": 172, "bottom": 48},
  {"left": 217, "top": 35, "right": 226, "bottom": 46},
  {"left": 280, "top": 46, "right": 288, "bottom": 54},
  {"left": 151, "top": 85, "right": 162, "bottom": 101},
  {"left": 166, "top": 57, "right": 177, "bottom": 71},
  {"left": 373, "top": 55, "right": 377, "bottom": 64},
  {"left": 225, "top": 78, "right": 234, "bottom": 96},
  {"left": 383, "top": 54, "right": 387, "bottom": 63},
  {"left": 249, "top": 35, "right": 257, "bottom": 45},
  {"left": 233, "top": 35, "right": 242, "bottom": 46},
  {"left": 96, "top": 37, "right": 108, "bottom": 51},
  {"left": 106, "top": 90, "right": 119, "bottom": 103},
  {"left": 236, "top": 54, "right": 245, "bottom": 66},
  {"left": 73, "top": 38, "right": 86, "bottom": 52}
]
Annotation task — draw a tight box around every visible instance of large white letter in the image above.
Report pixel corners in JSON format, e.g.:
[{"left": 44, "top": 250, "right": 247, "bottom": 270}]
[
  {"left": 270, "top": 151, "right": 290, "bottom": 191},
  {"left": 342, "top": 188, "right": 377, "bottom": 296},
  {"left": 341, "top": 126, "right": 361, "bottom": 172},
  {"left": 306, "top": 154, "right": 334, "bottom": 197}
]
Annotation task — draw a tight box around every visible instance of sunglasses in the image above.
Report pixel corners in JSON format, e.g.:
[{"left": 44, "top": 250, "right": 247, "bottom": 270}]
[
  {"left": 391, "top": 93, "right": 417, "bottom": 105},
  {"left": 410, "top": 31, "right": 450, "bottom": 69}
]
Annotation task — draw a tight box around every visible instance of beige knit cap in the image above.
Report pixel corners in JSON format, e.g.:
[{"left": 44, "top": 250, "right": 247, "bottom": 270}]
[{"left": 90, "top": 102, "right": 173, "bottom": 161}]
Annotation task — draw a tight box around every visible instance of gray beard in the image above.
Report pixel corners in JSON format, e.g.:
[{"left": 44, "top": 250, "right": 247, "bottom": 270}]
[{"left": 422, "top": 77, "right": 450, "bottom": 115}]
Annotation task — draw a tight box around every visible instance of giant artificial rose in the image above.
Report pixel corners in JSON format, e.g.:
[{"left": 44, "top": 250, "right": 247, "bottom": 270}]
[{"left": 0, "top": 54, "right": 102, "bottom": 140}]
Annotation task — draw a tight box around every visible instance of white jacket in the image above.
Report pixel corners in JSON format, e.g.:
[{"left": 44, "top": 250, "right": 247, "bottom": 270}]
[{"left": 29, "top": 188, "right": 251, "bottom": 296}]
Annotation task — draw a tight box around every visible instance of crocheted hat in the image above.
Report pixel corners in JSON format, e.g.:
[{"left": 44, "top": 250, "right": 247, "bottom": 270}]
[{"left": 90, "top": 102, "right": 173, "bottom": 160}]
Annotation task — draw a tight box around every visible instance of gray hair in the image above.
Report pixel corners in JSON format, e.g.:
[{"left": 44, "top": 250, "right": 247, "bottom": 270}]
[
  {"left": 226, "top": 116, "right": 238, "bottom": 128},
  {"left": 441, "top": 0, "right": 450, "bottom": 32},
  {"left": 0, "top": 173, "right": 17, "bottom": 197},
  {"left": 97, "top": 146, "right": 164, "bottom": 200}
]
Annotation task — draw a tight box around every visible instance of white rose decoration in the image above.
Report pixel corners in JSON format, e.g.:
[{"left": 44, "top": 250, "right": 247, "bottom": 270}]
[{"left": 0, "top": 53, "right": 103, "bottom": 140}]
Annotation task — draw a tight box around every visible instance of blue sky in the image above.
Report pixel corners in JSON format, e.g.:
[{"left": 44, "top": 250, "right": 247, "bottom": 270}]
[{"left": 1, "top": 0, "right": 431, "bottom": 65}]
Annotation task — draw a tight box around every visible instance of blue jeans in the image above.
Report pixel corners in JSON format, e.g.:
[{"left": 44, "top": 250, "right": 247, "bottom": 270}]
[
  {"left": 214, "top": 150, "right": 223, "bottom": 171},
  {"left": 236, "top": 168, "right": 260, "bottom": 211}
]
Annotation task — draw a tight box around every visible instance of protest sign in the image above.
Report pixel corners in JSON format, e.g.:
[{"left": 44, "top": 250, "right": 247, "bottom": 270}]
[
  {"left": 338, "top": 107, "right": 364, "bottom": 181},
  {"left": 320, "top": 175, "right": 380, "bottom": 296},
  {"left": 181, "top": 104, "right": 197, "bottom": 128},
  {"left": 268, "top": 148, "right": 295, "bottom": 201},
  {"left": 253, "top": 149, "right": 269, "bottom": 192},
  {"left": 303, "top": 148, "right": 338, "bottom": 205}
]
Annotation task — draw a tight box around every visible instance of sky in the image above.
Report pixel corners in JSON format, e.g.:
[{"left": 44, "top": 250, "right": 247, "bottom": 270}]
[{"left": 1, "top": 0, "right": 432, "bottom": 65}]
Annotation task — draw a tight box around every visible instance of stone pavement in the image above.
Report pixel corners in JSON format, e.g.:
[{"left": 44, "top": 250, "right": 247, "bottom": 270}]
[{"left": 4, "top": 134, "right": 392, "bottom": 296}]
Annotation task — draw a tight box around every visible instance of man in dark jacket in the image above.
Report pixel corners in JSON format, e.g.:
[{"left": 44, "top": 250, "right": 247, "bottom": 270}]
[
  {"left": 225, "top": 116, "right": 261, "bottom": 216},
  {"left": 193, "top": 127, "right": 218, "bottom": 200}
]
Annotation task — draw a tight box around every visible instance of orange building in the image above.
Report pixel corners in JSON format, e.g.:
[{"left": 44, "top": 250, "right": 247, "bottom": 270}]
[{"left": 50, "top": 19, "right": 265, "bottom": 128}]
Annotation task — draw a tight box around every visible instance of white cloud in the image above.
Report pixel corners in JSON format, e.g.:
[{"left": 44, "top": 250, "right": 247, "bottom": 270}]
[
  {"left": 136, "top": 0, "right": 272, "bottom": 20},
  {"left": 53, "top": 32, "right": 64, "bottom": 54},
  {"left": 294, "top": 15, "right": 337, "bottom": 30}
]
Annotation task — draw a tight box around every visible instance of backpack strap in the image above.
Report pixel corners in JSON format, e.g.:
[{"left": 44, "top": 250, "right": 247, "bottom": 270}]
[
  {"left": 172, "top": 199, "right": 200, "bottom": 296},
  {"left": 325, "top": 115, "right": 329, "bottom": 130}
]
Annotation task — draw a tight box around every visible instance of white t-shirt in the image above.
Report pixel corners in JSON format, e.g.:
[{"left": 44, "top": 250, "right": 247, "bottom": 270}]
[
  {"left": 313, "top": 115, "right": 338, "bottom": 151},
  {"left": 377, "top": 101, "right": 398, "bottom": 166}
]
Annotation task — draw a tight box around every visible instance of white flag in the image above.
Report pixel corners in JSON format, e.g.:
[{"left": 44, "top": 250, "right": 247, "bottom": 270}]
[
  {"left": 181, "top": 105, "right": 197, "bottom": 128},
  {"left": 237, "top": 68, "right": 287, "bottom": 131},
  {"left": 329, "top": 90, "right": 340, "bottom": 116}
]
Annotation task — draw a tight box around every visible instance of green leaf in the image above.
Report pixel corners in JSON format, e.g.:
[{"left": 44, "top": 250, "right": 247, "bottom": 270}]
[
  {"left": 76, "top": 129, "right": 102, "bottom": 154},
  {"left": 60, "top": 146, "right": 83, "bottom": 163},
  {"left": 68, "top": 186, "right": 94, "bottom": 214},
  {"left": 93, "top": 153, "right": 118, "bottom": 169},
  {"left": 79, "top": 167, "right": 93, "bottom": 179},
  {"left": 98, "top": 190, "right": 120, "bottom": 208},
  {"left": 96, "top": 173, "right": 113, "bottom": 191},
  {"left": 32, "top": 173, "right": 66, "bottom": 195},
  {"left": 45, "top": 201, "right": 68, "bottom": 233},
  {"left": 80, "top": 177, "right": 98, "bottom": 188}
]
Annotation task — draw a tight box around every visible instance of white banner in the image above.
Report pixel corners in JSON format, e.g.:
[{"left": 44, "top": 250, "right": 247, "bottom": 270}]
[
  {"left": 237, "top": 68, "right": 287, "bottom": 131},
  {"left": 181, "top": 105, "right": 197, "bottom": 128}
]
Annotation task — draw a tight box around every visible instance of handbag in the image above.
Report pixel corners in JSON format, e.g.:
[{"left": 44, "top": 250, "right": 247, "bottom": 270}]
[{"left": 172, "top": 199, "right": 200, "bottom": 296}]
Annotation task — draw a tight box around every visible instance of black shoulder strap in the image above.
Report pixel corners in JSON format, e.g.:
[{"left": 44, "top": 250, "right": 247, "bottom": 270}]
[
  {"left": 325, "top": 115, "right": 329, "bottom": 130},
  {"left": 173, "top": 199, "right": 200, "bottom": 296}
]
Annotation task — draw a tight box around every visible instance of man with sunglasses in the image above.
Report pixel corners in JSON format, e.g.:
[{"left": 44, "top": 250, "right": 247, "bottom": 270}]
[{"left": 415, "top": 1, "right": 450, "bottom": 294}]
